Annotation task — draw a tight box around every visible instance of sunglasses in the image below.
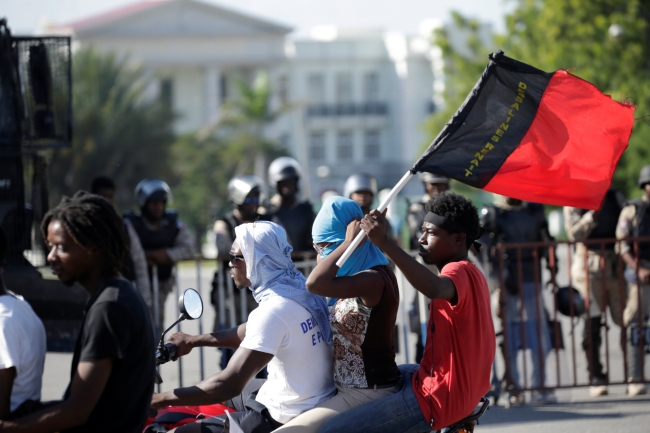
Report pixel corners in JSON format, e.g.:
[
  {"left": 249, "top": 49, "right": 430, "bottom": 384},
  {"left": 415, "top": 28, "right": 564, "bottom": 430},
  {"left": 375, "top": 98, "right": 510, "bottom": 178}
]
[
  {"left": 229, "top": 252, "right": 245, "bottom": 263},
  {"left": 312, "top": 242, "right": 333, "bottom": 257},
  {"left": 243, "top": 197, "right": 259, "bottom": 205}
]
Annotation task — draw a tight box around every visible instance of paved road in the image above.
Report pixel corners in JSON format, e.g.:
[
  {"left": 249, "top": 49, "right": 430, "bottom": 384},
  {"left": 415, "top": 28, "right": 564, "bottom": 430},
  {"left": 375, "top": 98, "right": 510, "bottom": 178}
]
[{"left": 480, "top": 388, "right": 650, "bottom": 433}]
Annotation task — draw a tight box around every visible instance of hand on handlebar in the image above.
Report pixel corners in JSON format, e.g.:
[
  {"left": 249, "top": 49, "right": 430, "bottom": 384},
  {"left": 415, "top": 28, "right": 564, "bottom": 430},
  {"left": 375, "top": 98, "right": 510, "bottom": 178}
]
[
  {"left": 167, "top": 332, "right": 194, "bottom": 360},
  {"left": 150, "top": 392, "right": 167, "bottom": 410}
]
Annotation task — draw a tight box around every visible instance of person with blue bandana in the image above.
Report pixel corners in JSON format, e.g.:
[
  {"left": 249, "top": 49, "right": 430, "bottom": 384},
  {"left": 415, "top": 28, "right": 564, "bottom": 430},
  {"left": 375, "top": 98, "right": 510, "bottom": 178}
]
[
  {"left": 152, "top": 221, "right": 335, "bottom": 432},
  {"left": 275, "top": 196, "right": 401, "bottom": 433}
]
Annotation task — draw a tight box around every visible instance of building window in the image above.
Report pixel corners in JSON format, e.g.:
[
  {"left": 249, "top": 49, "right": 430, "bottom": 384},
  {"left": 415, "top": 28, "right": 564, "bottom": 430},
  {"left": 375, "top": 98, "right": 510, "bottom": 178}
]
[
  {"left": 364, "top": 130, "right": 380, "bottom": 159},
  {"left": 363, "top": 72, "right": 379, "bottom": 102},
  {"left": 337, "top": 131, "right": 353, "bottom": 160},
  {"left": 277, "top": 75, "right": 288, "bottom": 105},
  {"left": 309, "top": 131, "right": 325, "bottom": 161},
  {"left": 160, "top": 78, "right": 173, "bottom": 109},
  {"left": 220, "top": 74, "right": 229, "bottom": 103},
  {"left": 335, "top": 72, "right": 352, "bottom": 103},
  {"left": 307, "top": 74, "right": 324, "bottom": 103},
  {"left": 279, "top": 133, "right": 290, "bottom": 150}
]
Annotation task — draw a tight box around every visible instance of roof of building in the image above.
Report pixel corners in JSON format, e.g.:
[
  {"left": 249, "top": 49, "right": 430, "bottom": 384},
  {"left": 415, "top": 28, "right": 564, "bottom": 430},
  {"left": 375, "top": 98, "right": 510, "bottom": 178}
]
[{"left": 49, "top": 0, "right": 292, "bottom": 37}]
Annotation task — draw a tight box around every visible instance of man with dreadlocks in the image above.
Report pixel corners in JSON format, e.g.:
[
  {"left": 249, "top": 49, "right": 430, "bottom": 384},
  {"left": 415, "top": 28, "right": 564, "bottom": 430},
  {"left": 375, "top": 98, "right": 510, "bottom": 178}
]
[
  {"left": 320, "top": 192, "right": 495, "bottom": 433},
  {"left": 0, "top": 191, "right": 155, "bottom": 432}
]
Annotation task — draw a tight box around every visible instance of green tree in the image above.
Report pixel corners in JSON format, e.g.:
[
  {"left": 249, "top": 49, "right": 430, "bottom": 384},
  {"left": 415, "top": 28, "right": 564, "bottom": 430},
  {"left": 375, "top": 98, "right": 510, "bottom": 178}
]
[
  {"left": 423, "top": 12, "right": 497, "bottom": 205},
  {"left": 425, "top": 2, "right": 650, "bottom": 200},
  {"left": 501, "top": 0, "right": 650, "bottom": 197},
  {"left": 197, "top": 72, "right": 286, "bottom": 173},
  {"left": 171, "top": 73, "right": 286, "bottom": 242},
  {"left": 48, "top": 47, "right": 176, "bottom": 211}
]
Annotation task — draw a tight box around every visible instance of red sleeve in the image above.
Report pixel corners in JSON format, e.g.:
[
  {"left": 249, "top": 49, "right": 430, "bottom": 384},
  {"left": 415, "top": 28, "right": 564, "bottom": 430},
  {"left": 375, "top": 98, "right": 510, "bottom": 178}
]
[{"left": 440, "top": 261, "right": 469, "bottom": 310}]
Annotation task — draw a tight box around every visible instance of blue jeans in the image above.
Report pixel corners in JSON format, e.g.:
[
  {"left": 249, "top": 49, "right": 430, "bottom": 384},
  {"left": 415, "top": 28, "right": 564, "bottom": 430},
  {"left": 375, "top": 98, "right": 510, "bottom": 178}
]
[
  {"left": 506, "top": 282, "right": 551, "bottom": 389},
  {"left": 319, "top": 364, "right": 432, "bottom": 433}
]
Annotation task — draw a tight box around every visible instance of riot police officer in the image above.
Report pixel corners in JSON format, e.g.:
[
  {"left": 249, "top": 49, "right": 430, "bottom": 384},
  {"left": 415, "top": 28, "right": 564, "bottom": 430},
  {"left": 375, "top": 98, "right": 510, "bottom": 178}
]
[
  {"left": 212, "top": 175, "right": 270, "bottom": 370},
  {"left": 124, "top": 179, "right": 196, "bottom": 330},
  {"left": 616, "top": 165, "right": 650, "bottom": 397},
  {"left": 266, "top": 157, "right": 315, "bottom": 259},
  {"left": 91, "top": 176, "right": 152, "bottom": 317},
  {"left": 482, "top": 195, "right": 556, "bottom": 405},
  {"left": 564, "top": 188, "right": 626, "bottom": 397},
  {"left": 214, "top": 175, "right": 270, "bottom": 262},
  {"left": 406, "top": 172, "right": 449, "bottom": 250},
  {"left": 344, "top": 173, "right": 378, "bottom": 215}
]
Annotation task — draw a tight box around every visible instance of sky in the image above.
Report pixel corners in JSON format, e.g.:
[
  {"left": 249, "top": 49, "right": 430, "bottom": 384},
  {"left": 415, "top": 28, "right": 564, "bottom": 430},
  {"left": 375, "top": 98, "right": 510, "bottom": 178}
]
[{"left": 3, "top": 0, "right": 513, "bottom": 37}]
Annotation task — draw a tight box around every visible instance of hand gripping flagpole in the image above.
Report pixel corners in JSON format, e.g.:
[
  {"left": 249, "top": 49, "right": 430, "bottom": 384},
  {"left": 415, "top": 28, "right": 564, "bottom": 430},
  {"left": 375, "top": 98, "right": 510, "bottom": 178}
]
[{"left": 336, "top": 170, "right": 414, "bottom": 268}]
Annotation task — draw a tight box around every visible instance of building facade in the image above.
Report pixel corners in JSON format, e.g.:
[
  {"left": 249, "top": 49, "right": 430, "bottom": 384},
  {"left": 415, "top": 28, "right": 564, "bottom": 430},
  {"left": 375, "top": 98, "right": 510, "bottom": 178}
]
[{"left": 49, "top": 0, "right": 445, "bottom": 200}]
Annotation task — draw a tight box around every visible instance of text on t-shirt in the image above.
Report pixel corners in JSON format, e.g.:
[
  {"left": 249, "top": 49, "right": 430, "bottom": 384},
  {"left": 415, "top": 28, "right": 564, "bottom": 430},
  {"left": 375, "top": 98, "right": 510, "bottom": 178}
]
[{"left": 300, "top": 315, "right": 326, "bottom": 346}]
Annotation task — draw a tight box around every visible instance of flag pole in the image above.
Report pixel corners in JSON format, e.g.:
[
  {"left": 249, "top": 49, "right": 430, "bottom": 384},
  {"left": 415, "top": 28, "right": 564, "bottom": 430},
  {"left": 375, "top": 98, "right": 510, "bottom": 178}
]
[{"left": 336, "top": 170, "right": 414, "bottom": 267}]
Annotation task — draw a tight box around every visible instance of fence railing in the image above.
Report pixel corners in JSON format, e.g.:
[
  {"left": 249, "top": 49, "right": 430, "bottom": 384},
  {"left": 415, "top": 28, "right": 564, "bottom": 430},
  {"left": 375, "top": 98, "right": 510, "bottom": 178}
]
[
  {"left": 488, "top": 237, "right": 649, "bottom": 392},
  {"left": 161, "top": 238, "right": 649, "bottom": 392}
]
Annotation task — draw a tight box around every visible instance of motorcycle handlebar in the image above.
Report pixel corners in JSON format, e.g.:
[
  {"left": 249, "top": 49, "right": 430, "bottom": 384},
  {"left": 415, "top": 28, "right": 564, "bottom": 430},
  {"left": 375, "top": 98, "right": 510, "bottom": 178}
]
[{"left": 155, "top": 342, "right": 178, "bottom": 365}]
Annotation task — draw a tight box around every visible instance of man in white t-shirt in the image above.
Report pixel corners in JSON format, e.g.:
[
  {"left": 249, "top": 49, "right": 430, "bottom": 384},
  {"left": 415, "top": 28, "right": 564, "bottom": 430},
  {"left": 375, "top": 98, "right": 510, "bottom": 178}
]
[
  {"left": 0, "top": 228, "right": 47, "bottom": 419},
  {"left": 151, "top": 222, "right": 334, "bottom": 432}
]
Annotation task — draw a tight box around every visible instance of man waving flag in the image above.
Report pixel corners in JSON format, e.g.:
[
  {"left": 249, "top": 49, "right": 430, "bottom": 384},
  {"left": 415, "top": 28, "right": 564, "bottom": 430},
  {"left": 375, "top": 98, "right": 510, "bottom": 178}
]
[{"left": 413, "top": 50, "right": 635, "bottom": 210}]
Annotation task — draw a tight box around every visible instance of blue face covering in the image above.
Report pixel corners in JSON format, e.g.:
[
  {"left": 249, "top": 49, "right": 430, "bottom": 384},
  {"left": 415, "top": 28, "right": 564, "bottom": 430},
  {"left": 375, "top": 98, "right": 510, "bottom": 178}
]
[{"left": 312, "top": 196, "right": 388, "bottom": 278}]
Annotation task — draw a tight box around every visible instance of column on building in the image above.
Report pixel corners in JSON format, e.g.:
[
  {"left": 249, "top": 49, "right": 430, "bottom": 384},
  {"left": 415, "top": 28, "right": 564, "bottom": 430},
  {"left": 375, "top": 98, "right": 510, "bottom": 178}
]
[{"left": 203, "top": 65, "right": 221, "bottom": 126}]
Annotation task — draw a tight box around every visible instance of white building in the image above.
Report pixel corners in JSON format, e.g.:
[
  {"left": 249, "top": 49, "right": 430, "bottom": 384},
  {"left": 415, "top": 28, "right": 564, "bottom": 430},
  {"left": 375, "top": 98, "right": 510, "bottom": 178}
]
[
  {"left": 49, "top": 0, "right": 291, "bottom": 133},
  {"left": 48, "top": 0, "right": 446, "bottom": 199},
  {"left": 267, "top": 26, "right": 442, "bottom": 199}
]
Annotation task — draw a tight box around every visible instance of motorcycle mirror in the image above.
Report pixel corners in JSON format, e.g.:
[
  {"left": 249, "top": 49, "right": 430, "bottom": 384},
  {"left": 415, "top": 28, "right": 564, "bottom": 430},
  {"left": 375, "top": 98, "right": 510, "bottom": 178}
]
[
  {"left": 158, "top": 288, "right": 204, "bottom": 350},
  {"left": 179, "top": 288, "right": 203, "bottom": 320}
]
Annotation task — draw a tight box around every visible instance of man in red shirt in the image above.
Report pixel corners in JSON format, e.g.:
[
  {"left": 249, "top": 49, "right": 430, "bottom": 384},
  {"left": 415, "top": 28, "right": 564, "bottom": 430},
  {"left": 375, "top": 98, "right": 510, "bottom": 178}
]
[{"left": 320, "top": 192, "right": 495, "bottom": 433}]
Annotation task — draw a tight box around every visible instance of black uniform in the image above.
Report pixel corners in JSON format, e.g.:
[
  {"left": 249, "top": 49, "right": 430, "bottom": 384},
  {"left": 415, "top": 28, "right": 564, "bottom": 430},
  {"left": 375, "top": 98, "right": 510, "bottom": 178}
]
[
  {"left": 406, "top": 199, "right": 427, "bottom": 250},
  {"left": 481, "top": 202, "right": 553, "bottom": 293},
  {"left": 124, "top": 210, "right": 180, "bottom": 281},
  {"left": 267, "top": 200, "right": 315, "bottom": 256}
]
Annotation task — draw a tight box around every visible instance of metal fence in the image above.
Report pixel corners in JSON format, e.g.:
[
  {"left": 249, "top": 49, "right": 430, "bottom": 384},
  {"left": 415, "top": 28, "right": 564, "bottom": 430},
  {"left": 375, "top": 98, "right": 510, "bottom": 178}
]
[
  {"left": 159, "top": 239, "right": 649, "bottom": 392},
  {"left": 491, "top": 237, "right": 649, "bottom": 392}
]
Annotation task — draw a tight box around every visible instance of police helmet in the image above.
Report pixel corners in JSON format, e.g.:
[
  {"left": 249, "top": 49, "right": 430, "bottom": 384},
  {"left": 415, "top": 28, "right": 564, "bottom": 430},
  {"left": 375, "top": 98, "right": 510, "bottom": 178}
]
[
  {"left": 555, "top": 286, "right": 586, "bottom": 317},
  {"left": 228, "top": 175, "right": 264, "bottom": 206},
  {"left": 418, "top": 172, "right": 449, "bottom": 184},
  {"left": 638, "top": 165, "right": 650, "bottom": 189},
  {"left": 135, "top": 179, "right": 173, "bottom": 208},
  {"left": 268, "top": 157, "right": 302, "bottom": 186},
  {"left": 343, "top": 173, "right": 378, "bottom": 199}
]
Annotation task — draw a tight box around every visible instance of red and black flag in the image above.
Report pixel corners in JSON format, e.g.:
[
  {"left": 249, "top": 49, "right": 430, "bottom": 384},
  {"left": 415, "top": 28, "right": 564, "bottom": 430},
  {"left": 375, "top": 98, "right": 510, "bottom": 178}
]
[{"left": 413, "top": 51, "right": 635, "bottom": 210}]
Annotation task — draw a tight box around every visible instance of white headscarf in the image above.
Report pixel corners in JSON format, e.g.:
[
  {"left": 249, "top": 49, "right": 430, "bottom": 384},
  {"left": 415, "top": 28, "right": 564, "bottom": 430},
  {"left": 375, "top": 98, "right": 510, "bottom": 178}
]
[{"left": 234, "top": 221, "right": 332, "bottom": 343}]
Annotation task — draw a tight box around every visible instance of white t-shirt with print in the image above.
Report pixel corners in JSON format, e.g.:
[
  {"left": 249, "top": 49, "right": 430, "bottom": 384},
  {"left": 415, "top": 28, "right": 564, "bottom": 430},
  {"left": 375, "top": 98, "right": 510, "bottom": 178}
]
[
  {"left": 240, "top": 294, "right": 335, "bottom": 424},
  {"left": 0, "top": 292, "right": 47, "bottom": 412}
]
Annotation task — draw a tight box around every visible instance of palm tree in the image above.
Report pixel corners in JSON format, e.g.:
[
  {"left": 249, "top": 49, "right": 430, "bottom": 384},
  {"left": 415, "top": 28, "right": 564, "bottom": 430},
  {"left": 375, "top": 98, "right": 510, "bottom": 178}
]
[
  {"left": 48, "top": 47, "right": 176, "bottom": 211},
  {"left": 170, "top": 72, "right": 287, "bottom": 245},
  {"left": 196, "top": 72, "right": 287, "bottom": 176}
]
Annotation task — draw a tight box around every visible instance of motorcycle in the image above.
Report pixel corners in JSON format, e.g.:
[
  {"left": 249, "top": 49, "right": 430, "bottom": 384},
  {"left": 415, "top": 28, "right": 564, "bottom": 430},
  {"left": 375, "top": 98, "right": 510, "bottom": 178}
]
[
  {"left": 142, "top": 289, "right": 490, "bottom": 433},
  {"left": 143, "top": 288, "right": 234, "bottom": 433}
]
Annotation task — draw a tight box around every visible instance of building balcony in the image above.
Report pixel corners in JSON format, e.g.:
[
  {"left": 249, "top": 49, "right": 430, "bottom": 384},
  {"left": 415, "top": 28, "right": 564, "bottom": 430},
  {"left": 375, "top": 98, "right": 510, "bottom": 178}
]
[{"left": 306, "top": 102, "right": 389, "bottom": 117}]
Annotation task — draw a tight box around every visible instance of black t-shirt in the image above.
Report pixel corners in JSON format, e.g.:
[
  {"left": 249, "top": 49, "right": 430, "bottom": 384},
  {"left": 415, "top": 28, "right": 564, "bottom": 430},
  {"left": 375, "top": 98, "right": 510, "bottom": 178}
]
[{"left": 63, "top": 278, "right": 155, "bottom": 433}]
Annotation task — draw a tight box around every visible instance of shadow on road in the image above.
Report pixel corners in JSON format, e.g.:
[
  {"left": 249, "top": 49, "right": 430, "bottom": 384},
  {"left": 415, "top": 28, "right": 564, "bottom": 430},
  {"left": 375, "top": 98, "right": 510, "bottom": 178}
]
[{"left": 481, "top": 397, "right": 650, "bottom": 426}]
